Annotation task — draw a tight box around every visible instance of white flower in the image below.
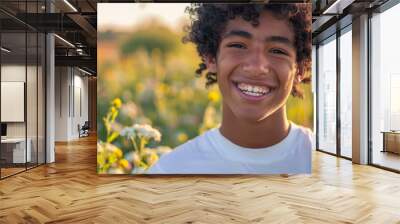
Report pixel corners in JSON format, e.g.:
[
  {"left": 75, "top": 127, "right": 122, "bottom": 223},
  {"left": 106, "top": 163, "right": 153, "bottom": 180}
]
[
  {"left": 120, "top": 124, "right": 161, "bottom": 142},
  {"left": 120, "top": 127, "right": 136, "bottom": 138},
  {"left": 133, "top": 124, "right": 161, "bottom": 142}
]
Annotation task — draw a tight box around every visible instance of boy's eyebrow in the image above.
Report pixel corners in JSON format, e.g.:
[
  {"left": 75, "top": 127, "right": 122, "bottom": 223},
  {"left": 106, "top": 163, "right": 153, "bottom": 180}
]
[
  {"left": 222, "top": 29, "right": 295, "bottom": 48},
  {"left": 265, "top": 36, "right": 293, "bottom": 46},
  {"left": 222, "top": 30, "right": 252, "bottom": 39}
]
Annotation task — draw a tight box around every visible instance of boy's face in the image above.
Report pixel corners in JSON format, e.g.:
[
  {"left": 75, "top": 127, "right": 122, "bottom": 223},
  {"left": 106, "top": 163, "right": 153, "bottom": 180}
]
[{"left": 206, "top": 10, "right": 299, "bottom": 123}]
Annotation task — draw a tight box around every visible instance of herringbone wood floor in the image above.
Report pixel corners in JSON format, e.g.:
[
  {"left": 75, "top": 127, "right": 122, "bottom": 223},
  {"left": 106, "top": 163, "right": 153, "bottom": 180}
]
[{"left": 1, "top": 135, "right": 400, "bottom": 224}]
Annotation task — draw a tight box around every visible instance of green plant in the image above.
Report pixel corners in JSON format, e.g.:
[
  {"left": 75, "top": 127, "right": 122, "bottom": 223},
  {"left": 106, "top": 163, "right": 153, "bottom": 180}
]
[{"left": 97, "top": 98, "right": 171, "bottom": 174}]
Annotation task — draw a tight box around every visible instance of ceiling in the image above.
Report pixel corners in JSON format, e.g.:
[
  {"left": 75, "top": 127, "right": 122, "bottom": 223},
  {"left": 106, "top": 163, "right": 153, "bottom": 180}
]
[
  {"left": 1, "top": 0, "right": 397, "bottom": 74},
  {"left": 0, "top": 0, "right": 98, "bottom": 75},
  {"left": 311, "top": 0, "right": 391, "bottom": 43}
]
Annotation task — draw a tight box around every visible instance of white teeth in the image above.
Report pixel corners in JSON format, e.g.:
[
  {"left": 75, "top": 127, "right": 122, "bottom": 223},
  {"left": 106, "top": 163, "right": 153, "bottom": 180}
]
[
  {"left": 244, "top": 91, "right": 262, "bottom": 96},
  {"left": 237, "top": 82, "right": 270, "bottom": 96}
]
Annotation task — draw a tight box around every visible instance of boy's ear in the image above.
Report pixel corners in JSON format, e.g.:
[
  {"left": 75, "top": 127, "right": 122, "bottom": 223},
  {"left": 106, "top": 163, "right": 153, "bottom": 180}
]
[
  {"left": 204, "top": 55, "right": 217, "bottom": 73},
  {"left": 293, "top": 66, "right": 304, "bottom": 84},
  {"left": 294, "top": 74, "right": 302, "bottom": 84}
]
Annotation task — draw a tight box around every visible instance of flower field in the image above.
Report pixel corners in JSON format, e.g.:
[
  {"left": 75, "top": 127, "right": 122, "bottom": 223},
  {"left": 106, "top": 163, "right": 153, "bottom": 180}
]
[{"left": 97, "top": 19, "right": 313, "bottom": 174}]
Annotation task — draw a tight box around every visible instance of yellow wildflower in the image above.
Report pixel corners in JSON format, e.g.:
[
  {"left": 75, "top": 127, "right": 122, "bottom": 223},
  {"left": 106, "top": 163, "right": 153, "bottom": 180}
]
[
  {"left": 208, "top": 90, "right": 220, "bottom": 103},
  {"left": 146, "top": 151, "right": 159, "bottom": 166},
  {"left": 114, "top": 148, "right": 123, "bottom": 158},
  {"left": 112, "top": 98, "right": 122, "bottom": 108},
  {"left": 110, "top": 106, "right": 116, "bottom": 114},
  {"left": 177, "top": 133, "right": 188, "bottom": 143},
  {"left": 119, "top": 159, "right": 130, "bottom": 169}
]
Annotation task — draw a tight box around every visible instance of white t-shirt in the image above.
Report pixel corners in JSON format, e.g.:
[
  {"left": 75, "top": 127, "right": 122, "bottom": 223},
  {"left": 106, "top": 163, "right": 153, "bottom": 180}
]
[{"left": 148, "top": 122, "right": 312, "bottom": 174}]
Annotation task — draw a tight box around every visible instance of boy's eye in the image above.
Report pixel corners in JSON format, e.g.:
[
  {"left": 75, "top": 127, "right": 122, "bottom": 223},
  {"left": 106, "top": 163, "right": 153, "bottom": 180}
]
[
  {"left": 226, "top": 43, "right": 246, "bottom": 49},
  {"left": 270, "top": 48, "right": 288, "bottom": 55}
]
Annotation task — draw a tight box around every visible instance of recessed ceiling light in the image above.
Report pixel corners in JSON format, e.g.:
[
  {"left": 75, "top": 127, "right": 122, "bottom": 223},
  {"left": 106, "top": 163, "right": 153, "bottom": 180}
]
[
  {"left": 1, "top": 47, "right": 11, "bottom": 53},
  {"left": 54, "top": 34, "right": 75, "bottom": 48},
  {"left": 78, "top": 67, "right": 93, "bottom": 76},
  {"left": 63, "top": 0, "right": 78, "bottom": 12},
  {"left": 322, "top": 0, "right": 356, "bottom": 15}
]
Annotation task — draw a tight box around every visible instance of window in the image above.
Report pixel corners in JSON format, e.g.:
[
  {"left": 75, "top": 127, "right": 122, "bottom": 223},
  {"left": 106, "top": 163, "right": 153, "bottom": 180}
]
[
  {"left": 371, "top": 2, "right": 400, "bottom": 171},
  {"left": 0, "top": 1, "right": 46, "bottom": 179},
  {"left": 339, "top": 27, "right": 352, "bottom": 158},
  {"left": 317, "top": 35, "right": 337, "bottom": 155}
]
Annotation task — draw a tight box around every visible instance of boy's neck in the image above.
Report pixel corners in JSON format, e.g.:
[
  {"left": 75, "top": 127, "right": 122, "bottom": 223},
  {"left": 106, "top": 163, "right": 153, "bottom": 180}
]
[{"left": 219, "top": 106, "right": 290, "bottom": 149}]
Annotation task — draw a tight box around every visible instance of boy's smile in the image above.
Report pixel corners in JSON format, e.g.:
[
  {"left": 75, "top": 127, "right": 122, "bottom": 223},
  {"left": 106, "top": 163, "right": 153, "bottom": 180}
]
[
  {"left": 206, "top": 10, "right": 298, "bottom": 123},
  {"left": 232, "top": 78, "right": 275, "bottom": 101}
]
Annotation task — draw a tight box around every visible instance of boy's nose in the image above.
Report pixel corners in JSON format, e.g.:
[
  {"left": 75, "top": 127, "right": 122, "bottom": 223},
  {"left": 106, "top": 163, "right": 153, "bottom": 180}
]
[{"left": 242, "top": 49, "right": 271, "bottom": 77}]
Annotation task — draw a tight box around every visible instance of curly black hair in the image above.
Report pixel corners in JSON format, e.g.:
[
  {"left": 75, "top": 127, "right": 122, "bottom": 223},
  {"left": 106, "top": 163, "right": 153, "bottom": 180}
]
[{"left": 183, "top": 3, "right": 312, "bottom": 98}]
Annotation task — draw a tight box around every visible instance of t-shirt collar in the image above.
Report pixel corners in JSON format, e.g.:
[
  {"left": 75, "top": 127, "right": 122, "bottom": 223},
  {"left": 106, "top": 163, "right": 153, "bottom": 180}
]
[{"left": 208, "top": 122, "right": 298, "bottom": 162}]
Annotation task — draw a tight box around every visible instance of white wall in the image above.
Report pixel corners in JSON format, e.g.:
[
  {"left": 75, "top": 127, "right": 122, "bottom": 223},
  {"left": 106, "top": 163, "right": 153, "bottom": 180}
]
[
  {"left": 1, "top": 63, "right": 46, "bottom": 163},
  {"left": 72, "top": 72, "right": 89, "bottom": 138},
  {"left": 54, "top": 67, "right": 89, "bottom": 141},
  {"left": 1, "top": 82, "right": 25, "bottom": 122},
  {"left": 1, "top": 65, "right": 32, "bottom": 138},
  {"left": 1, "top": 65, "right": 26, "bottom": 81},
  {"left": 55, "top": 67, "right": 69, "bottom": 141}
]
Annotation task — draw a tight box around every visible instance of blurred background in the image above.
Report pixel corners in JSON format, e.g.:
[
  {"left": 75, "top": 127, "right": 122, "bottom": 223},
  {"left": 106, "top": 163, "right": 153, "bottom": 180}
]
[{"left": 97, "top": 3, "right": 313, "bottom": 174}]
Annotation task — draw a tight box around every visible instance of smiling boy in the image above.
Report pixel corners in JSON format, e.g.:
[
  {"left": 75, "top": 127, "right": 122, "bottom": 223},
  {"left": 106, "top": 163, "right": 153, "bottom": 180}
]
[{"left": 148, "top": 3, "right": 312, "bottom": 174}]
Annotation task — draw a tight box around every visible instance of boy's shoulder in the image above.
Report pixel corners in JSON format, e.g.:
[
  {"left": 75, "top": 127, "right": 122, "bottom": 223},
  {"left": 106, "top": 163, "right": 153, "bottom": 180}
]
[
  {"left": 288, "top": 122, "right": 314, "bottom": 156},
  {"left": 291, "top": 122, "right": 313, "bottom": 140}
]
